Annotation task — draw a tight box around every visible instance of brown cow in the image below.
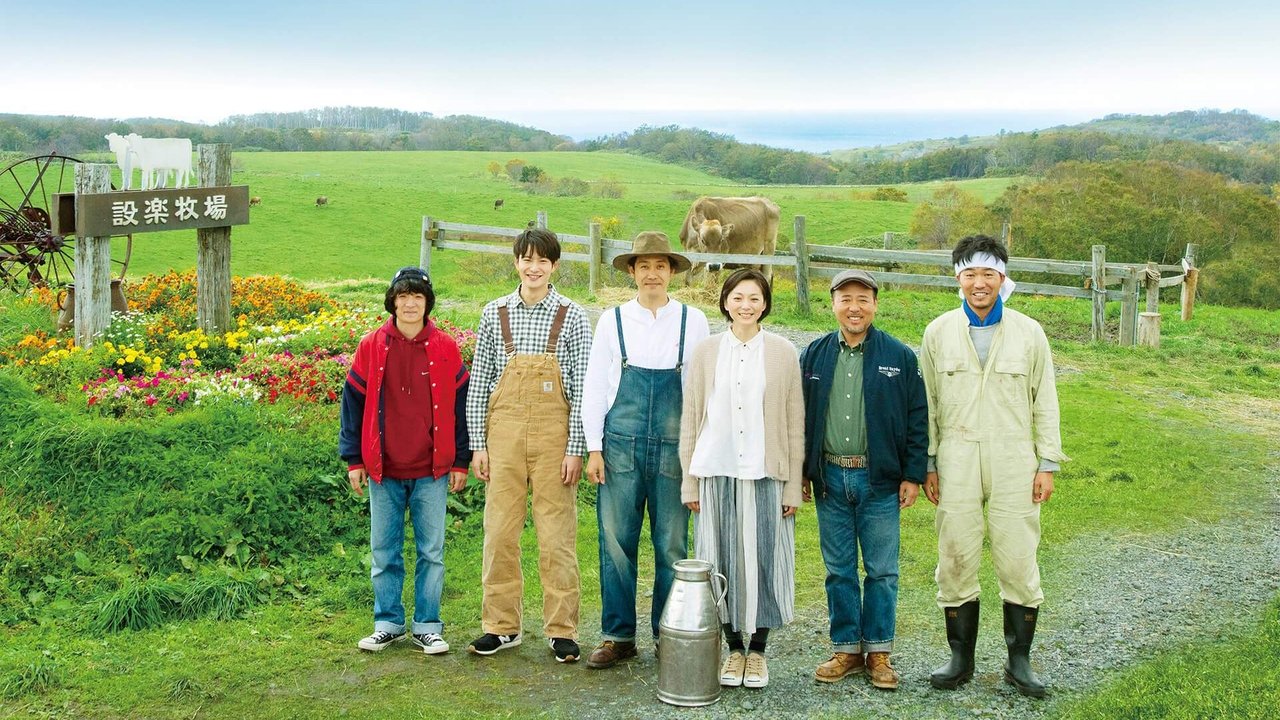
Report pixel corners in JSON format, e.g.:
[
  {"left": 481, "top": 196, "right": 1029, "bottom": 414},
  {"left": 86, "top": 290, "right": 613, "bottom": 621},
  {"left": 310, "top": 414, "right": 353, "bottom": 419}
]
[
  {"left": 315, "top": 196, "right": 329, "bottom": 207},
  {"left": 494, "top": 198, "right": 504, "bottom": 210},
  {"left": 678, "top": 196, "right": 780, "bottom": 286},
  {"left": 249, "top": 196, "right": 262, "bottom": 207}
]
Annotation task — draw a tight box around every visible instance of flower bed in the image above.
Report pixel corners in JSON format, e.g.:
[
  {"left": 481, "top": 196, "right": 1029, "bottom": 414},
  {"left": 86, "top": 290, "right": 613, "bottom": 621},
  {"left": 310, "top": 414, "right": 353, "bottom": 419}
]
[{"left": 1, "top": 273, "right": 478, "bottom": 417}]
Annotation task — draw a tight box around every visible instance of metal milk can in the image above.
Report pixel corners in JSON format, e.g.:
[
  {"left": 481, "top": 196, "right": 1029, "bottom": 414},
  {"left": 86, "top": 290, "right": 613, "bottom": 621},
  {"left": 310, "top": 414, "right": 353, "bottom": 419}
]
[{"left": 657, "top": 558, "right": 727, "bottom": 707}]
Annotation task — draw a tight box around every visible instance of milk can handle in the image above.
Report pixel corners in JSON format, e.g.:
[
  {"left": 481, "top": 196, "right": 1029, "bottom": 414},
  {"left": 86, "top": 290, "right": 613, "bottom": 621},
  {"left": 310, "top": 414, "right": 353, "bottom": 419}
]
[{"left": 711, "top": 571, "right": 728, "bottom": 608}]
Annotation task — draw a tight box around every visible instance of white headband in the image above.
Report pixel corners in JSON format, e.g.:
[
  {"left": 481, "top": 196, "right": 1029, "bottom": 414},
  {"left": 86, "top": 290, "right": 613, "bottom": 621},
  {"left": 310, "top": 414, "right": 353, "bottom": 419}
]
[{"left": 954, "top": 252, "right": 1016, "bottom": 301}]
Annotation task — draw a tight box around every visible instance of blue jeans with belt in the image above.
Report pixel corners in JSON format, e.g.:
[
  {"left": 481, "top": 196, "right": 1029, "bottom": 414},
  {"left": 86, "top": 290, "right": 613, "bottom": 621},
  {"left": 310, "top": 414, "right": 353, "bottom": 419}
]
[{"left": 814, "top": 464, "right": 900, "bottom": 653}]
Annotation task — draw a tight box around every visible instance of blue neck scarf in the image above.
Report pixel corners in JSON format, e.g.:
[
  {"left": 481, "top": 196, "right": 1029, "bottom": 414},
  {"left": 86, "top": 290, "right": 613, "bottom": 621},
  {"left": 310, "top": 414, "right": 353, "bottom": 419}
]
[{"left": 963, "top": 295, "right": 1003, "bottom": 327}]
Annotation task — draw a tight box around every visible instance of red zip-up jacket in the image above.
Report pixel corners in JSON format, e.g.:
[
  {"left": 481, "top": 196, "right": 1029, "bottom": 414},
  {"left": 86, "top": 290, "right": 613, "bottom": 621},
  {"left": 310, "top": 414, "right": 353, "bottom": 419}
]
[{"left": 338, "top": 318, "right": 471, "bottom": 482}]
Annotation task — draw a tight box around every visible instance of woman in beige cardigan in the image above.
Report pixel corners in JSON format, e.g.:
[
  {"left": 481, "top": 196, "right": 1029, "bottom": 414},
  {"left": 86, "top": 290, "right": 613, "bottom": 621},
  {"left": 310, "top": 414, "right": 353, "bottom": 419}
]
[{"left": 678, "top": 269, "right": 805, "bottom": 690}]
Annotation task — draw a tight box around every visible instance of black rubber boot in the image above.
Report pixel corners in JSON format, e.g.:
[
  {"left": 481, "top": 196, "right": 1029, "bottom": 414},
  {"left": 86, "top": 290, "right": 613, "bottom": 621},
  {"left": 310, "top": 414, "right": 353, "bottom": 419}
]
[
  {"left": 1003, "top": 602, "right": 1047, "bottom": 698},
  {"left": 929, "top": 600, "right": 979, "bottom": 689}
]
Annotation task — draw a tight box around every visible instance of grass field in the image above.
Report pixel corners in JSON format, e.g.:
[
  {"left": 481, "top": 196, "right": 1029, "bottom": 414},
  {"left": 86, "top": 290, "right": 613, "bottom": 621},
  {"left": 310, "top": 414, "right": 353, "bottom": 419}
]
[{"left": 1, "top": 150, "right": 1019, "bottom": 287}]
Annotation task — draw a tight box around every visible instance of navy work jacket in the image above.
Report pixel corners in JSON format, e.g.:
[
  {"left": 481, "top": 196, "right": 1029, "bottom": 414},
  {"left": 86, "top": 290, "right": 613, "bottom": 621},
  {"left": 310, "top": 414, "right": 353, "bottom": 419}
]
[{"left": 799, "top": 325, "right": 929, "bottom": 497}]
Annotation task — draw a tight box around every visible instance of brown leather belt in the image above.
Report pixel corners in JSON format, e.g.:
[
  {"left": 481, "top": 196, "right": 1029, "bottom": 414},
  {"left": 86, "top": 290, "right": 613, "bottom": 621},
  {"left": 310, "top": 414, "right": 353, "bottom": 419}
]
[{"left": 824, "top": 453, "right": 867, "bottom": 469}]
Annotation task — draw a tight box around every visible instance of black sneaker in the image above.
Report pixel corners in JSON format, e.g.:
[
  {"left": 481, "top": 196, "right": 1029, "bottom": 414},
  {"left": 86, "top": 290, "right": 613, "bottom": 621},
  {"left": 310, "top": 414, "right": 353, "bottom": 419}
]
[
  {"left": 549, "top": 637, "right": 580, "bottom": 663},
  {"left": 468, "top": 632, "right": 521, "bottom": 655},
  {"left": 357, "top": 629, "right": 406, "bottom": 652}
]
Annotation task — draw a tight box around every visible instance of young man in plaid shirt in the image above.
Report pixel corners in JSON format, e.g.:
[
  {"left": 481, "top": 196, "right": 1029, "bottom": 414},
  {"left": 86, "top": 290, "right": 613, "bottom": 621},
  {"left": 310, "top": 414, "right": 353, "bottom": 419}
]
[{"left": 466, "top": 228, "right": 592, "bottom": 663}]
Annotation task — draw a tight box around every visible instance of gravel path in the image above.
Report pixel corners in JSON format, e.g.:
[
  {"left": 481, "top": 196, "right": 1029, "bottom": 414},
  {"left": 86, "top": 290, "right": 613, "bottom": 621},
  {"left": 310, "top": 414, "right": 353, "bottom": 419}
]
[{"left": 537, "top": 476, "right": 1278, "bottom": 720}]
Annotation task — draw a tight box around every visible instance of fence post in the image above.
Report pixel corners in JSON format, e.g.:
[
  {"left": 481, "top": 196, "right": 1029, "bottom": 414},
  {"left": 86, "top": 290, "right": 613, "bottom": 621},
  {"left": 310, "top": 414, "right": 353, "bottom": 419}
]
[
  {"left": 588, "top": 221, "right": 601, "bottom": 297},
  {"left": 1144, "top": 261, "right": 1159, "bottom": 313},
  {"left": 196, "top": 143, "right": 232, "bottom": 335},
  {"left": 794, "top": 215, "right": 810, "bottom": 316},
  {"left": 536, "top": 210, "right": 547, "bottom": 230},
  {"left": 883, "top": 231, "right": 893, "bottom": 250},
  {"left": 420, "top": 216, "right": 433, "bottom": 274},
  {"left": 1120, "top": 266, "right": 1138, "bottom": 346},
  {"left": 1091, "top": 245, "right": 1107, "bottom": 342},
  {"left": 1138, "top": 312, "right": 1161, "bottom": 347},
  {"left": 73, "top": 163, "right": 113, "bottom": 348},
  {"left": 1001, "top": 221, "right": 1011, "bottom": 249},
  {"left": 1180, "top": 243, "right": 1198, "bottom": 322}
]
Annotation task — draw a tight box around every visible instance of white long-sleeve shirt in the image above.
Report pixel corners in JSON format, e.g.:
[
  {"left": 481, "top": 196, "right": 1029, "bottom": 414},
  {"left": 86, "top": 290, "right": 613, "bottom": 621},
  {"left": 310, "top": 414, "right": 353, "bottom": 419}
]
[
  {"left": 581, "top": 298, "right": 711, "bottom": 452},
  {"left": 687, "top": 330, "right": 768, "bottom": 480}
]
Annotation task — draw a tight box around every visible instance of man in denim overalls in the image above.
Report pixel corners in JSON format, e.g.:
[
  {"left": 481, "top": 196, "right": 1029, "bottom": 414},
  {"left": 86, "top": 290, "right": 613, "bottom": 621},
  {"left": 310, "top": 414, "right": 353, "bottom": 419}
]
[{"left": 581, "top": 231, "right": 711, "bottom": 668}]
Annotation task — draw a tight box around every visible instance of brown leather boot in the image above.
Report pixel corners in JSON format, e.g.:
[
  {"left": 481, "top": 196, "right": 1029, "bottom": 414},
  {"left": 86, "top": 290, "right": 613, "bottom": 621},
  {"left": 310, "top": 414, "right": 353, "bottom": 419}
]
[
  {"left": 585, "top": 640, "right": 637, "bottom": 669},
  {"left": 814, "top": 652, "right": 864, "bottom": 683},
  {"left": 866, "top": 652, "right": 899, "bottom": 690}
]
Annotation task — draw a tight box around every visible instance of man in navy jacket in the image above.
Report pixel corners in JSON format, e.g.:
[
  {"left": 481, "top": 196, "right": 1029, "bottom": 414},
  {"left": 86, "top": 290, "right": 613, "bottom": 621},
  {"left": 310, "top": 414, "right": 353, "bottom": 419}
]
[{"left": 800, "top": 269, "right": 928, "bottom": 691}]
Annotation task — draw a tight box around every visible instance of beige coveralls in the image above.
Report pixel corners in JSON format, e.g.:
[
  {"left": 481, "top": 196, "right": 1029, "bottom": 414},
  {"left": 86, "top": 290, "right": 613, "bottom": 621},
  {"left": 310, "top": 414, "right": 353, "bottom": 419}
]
[
  {"left": 920, "top": 307, "right": 1068, "bottom": 609},
  {"left": 481, "top": 304, "right": 580, "bottom": 639}
]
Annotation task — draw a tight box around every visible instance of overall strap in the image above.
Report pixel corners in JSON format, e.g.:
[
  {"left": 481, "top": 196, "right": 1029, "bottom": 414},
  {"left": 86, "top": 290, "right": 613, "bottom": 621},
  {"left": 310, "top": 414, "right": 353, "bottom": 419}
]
[
  {"left": 545, "top": 303, "right": 570, "bottom": 354},
  {"left": 675, "top": 303, "right": 688, "bottom": 372},
  {"left": 614, "top": 306, "right": 628, "bottom": 368},
  {"left": 497, "top": 304, "right": 517, "bottom": 359}
]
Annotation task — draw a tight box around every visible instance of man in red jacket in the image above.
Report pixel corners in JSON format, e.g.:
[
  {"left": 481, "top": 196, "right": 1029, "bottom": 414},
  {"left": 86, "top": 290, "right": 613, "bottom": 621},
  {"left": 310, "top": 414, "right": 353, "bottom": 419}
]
[{"left": 339, "top": 266, "right": 471, "bottom": 655}]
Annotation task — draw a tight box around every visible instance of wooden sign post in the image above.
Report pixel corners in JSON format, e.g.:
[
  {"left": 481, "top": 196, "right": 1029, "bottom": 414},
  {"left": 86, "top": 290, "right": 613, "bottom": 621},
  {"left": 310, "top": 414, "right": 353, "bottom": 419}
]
[{"left": 59, "top": 143, "right": 248, "bottom": 344}]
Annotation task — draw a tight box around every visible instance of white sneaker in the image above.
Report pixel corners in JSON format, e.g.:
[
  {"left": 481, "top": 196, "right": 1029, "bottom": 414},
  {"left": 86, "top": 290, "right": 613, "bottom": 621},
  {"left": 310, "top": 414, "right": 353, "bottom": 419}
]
[
  {"left": 412, "top": 632, "right": 449, "bottom": 655},
  {"left": 358, "top": 629, "right": 406, "bottom": 652},
  {"left": 720, "top": 651, "right": 746, "bottom": 687},
  {"left": 744, "top": 652, "right": 769, "bottom": 688}
]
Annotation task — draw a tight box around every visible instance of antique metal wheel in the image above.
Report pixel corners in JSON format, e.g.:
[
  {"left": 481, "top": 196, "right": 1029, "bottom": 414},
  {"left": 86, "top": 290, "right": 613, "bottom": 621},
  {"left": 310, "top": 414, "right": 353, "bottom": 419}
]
[{"left": 0, "top": 153, "right": 133, "bottom": 291}]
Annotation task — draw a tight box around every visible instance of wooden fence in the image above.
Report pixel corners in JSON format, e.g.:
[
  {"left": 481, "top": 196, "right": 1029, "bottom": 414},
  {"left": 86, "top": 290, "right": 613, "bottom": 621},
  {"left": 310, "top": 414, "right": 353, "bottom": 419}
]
[{"left": 420, "top": 212, "right": 1198, "bottom": 347}]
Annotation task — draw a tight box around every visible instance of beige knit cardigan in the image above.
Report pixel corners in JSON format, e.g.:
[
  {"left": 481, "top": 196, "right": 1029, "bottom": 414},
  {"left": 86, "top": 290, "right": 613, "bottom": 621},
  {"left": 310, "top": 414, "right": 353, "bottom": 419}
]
[{"left": 678, "top": 330, "right": 806, "bottom": 508}]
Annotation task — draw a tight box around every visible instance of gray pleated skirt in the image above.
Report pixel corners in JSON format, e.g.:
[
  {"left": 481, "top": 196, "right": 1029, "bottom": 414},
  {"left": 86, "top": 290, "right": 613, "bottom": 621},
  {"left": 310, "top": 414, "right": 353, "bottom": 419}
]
[{"left": 694, "top": 475, "right": 795, "bottom": 633}]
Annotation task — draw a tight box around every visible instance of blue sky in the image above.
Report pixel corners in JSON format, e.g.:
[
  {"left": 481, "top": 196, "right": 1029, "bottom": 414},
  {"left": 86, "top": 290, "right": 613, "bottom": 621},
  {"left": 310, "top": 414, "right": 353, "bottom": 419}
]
[{"left": 6, "top": 0, "right": 1278, "bottom": 132}]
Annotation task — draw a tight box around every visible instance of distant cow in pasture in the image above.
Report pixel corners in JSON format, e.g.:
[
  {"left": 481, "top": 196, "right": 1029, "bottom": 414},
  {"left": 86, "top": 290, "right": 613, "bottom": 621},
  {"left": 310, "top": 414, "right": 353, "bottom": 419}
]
[
  {"left": 678, "top": 196, "right": 780, "bottom": 286},
  {"left": 315, "top": 196, "right": 329, "bottom": 207},
  {"left": 494, "top": 198, "right": 504, "bottom": 210},
  {"left": 124, "top": 134, "right": 193, "bottom": 190},
  {"left": 249, "top": 196, "right": 262, "bottom": 207}
]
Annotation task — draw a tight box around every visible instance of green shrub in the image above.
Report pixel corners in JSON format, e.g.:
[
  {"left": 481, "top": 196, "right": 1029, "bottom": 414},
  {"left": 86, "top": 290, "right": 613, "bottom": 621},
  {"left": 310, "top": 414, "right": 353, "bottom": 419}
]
[
  {"left": 89, "top": 575, "right": 183, "bottom": 633},
  {"left": 0, "top": 658, "right": 62, "bottom": 699},
  {"left": 553, "top": 176, "right": 590, "bottom": 196}
]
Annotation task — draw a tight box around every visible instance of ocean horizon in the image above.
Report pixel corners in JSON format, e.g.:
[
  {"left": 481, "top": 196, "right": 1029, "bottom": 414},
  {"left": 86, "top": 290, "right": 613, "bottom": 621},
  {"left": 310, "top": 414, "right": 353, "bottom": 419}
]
[{"left": 497, "top": 109, "right": 1104, "bottom": 153}]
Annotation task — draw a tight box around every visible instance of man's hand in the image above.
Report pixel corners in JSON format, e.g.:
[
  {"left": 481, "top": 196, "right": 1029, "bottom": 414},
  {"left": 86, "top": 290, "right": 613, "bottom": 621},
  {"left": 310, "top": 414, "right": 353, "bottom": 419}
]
[
  {"left": 685, "top": 501, "right": 700, "bottom": 513},
  {"left": 924, "top": 471, "right": 940, "bottom": 506},
  {"left": 348, "top": 468, "right": 368, "bottom": 497},
  {"left": 448, "top": 469, "right": 468, "bottom": 493},
  {"left": 1033, "top": 471, "right": 1055, "bottom": 504},
  {"left": 899, "top": 480, "right": 919, "bottom": 509},
  {"left": 562, "top": 455, "right": 583, "bottom": 486},
  {"left": 586, "top": 451, "right": 606, "bottom": 485},
  {"left": 471, "top": 450, "right": 490, "bottom": 483},
  {"left": 801, "top": 478, "right": 812, "bottom": 503},
  {"left": 782, "top": 505, "right": 797, "bottom": 518}
]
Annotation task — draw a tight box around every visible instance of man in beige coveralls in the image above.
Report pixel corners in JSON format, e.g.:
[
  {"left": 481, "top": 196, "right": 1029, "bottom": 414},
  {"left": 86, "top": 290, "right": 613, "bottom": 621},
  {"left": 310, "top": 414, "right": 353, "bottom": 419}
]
[{"left": 920, "top": 235, "right": 1068, "bottom": 698}]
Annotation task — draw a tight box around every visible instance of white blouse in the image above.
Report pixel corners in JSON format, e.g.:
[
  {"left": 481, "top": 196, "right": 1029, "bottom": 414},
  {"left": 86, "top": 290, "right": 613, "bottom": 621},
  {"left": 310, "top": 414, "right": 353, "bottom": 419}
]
[{"left": 688, "top": 330, "right": 768, "bottom": 480}]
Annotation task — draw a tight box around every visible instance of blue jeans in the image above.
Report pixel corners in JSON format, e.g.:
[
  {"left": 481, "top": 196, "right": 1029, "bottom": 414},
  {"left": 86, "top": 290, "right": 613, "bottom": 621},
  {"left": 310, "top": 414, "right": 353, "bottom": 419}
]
[
  {"left": 597, "top": 432, "right": 689, "bottom": 642},
  {"left": 369, "top": 475, "right": 448, "bottom": 635},
  {"left": 814, "top": 464, "right": 901, "bottom": 653}
]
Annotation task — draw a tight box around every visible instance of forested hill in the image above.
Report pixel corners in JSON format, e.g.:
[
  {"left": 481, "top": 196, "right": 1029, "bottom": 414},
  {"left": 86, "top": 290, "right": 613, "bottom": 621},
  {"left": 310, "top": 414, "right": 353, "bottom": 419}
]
[
  {"left": 1067, "top": 109, "right": 1280, "bottom": 144},
  {"left": 0, "top": 108, "right": 570, "bottom": 155}
]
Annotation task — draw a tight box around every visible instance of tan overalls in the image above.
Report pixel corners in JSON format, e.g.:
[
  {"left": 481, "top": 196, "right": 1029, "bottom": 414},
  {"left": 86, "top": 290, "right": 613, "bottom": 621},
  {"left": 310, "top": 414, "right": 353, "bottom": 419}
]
[{"left": 481, "top": 303, "right": 580, "bottom": 639}]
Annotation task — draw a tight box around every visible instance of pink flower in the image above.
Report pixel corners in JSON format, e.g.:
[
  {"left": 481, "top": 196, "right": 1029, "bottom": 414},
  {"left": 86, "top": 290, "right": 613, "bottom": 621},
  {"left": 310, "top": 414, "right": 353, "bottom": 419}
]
[{"left": 145, "top": 394, "right": 158, "bottom": 406}]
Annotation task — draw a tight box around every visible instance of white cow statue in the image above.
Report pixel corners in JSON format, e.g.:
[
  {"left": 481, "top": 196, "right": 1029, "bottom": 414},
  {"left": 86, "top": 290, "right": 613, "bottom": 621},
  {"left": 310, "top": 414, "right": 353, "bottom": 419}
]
[
  {"left": 104, "top": 133, "right": 137, "bottom": 190},
  {"left": 124, "top": 134, "right": 194, "bottom": 190}
]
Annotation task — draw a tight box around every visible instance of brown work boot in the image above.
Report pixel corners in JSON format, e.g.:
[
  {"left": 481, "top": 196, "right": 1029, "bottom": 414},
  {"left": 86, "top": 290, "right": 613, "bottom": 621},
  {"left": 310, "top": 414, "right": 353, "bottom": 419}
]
[
  {"left": 866, "top": 652, "right": 899, "bottom": 690},
  {"left": 814, "top": 652, "right": 864, "bottom": 683},
  {"left": 585, "top": 640, "right": 637, "bottom": 669}
]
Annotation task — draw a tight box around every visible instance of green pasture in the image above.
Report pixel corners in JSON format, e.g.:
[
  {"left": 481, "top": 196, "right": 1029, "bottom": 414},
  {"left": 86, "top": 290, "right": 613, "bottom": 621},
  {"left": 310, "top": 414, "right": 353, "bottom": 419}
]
[{"left": 2, "top": 150, "right": 1018, "bottom": 290}]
